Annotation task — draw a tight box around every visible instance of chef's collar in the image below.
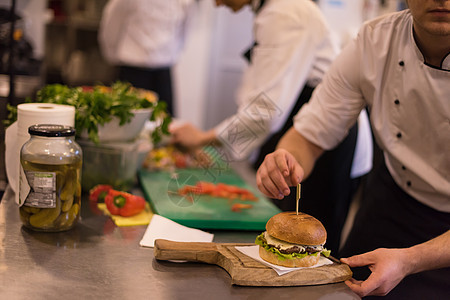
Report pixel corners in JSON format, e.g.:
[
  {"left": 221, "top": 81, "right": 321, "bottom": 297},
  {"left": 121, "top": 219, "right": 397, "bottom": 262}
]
[
  {"left": 410, "top": 16, "right": 450, "bottom": 71},
  {"left": 413, "top": 37, "right": 450, "bottom": 71},
  {"left": 251, "top": 0, "right": 266, "bottom": 13},
  {"left": 442, "top": 53, "right": 450, "bottom": 71}
]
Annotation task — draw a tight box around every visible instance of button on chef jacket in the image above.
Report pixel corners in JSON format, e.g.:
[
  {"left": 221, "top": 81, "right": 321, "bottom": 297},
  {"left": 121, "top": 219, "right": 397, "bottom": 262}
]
[
  {"left": 294, "top": 10, "right": 450, "bottom": 212},
  {"left": 98, "top": 0, "right": 194, "bottom": 68}
]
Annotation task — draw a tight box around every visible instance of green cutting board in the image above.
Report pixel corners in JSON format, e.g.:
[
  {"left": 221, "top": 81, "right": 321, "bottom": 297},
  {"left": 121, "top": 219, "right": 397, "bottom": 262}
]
[{"left": 138, "top": 168, "right": 281, "bottom": 230}]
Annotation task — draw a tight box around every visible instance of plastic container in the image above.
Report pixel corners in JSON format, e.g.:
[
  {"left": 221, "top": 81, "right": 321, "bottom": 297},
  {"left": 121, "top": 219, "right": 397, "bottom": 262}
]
[
  {"left": 19, "top": 124, "right": 82, "bottom": 232},
  {"left": 78, "top": 138, "right": 147, "bottom": 192}
]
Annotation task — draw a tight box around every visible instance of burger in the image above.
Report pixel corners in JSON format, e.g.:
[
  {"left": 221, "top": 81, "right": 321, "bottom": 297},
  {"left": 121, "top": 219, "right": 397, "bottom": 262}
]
[{"left": 255, "top": 212, "right": 331, "bottom": 267}]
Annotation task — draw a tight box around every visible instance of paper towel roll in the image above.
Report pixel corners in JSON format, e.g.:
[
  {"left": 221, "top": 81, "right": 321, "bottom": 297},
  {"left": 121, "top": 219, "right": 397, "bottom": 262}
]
[
  {"left": 5, "top": 103, "right": 76, "bottom": 199},
  {"left": 17, "top": 103, "right": 75, "bottom": 136}
]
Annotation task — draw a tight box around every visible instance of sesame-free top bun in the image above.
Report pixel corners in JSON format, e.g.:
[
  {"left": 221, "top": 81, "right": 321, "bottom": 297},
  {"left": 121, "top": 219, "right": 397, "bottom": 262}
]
[
  {"left": 258, "top": 246, "right": 320, "bottom": 267},
  {"left": 266, "top": 212, "right": 327, "bottom": 245}
]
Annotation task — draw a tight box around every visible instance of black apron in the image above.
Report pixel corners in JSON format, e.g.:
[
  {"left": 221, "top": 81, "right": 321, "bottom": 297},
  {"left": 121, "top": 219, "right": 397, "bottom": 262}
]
[
  {"left": 339, "top": 153, "right": 450, "bottom": 299},
  {"left": 118, "top": 65, "right": 173, "bottom": 116}
]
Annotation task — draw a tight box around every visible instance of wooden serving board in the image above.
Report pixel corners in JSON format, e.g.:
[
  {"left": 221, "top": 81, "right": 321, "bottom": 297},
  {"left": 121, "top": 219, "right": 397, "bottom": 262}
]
[{"left": 154, "top": 239, "right": 352, "bottom": 286}]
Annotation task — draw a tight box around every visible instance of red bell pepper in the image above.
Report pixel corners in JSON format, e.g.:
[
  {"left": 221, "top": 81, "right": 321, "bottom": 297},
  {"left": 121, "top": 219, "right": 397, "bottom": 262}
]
[
  {"left": 176, "top": 181, "right": 258, "bottom": 201},
  {"left": 231, "top": 203, "right": 253, "bottom": 212},
  {"left": 89, "top": 184, "right": 113, "bottom": 202},
  {"left": 104, "top": 189, "right": 146, "bottom": 217}
]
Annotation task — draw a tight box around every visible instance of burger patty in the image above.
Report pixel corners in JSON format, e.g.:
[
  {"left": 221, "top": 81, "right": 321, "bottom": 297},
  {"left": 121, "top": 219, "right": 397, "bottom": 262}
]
[
  {"left": 274, "top": 245, "right": 320, "bottom": 255},
  {"left": 262, "top": 233, "right": 322, "bottom": 255}
]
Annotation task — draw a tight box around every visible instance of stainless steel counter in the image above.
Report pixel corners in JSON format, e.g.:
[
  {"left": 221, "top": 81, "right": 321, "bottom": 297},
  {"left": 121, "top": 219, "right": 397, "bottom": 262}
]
[{"left": 0, "top": 178, "right": 360, "bottom": 300}]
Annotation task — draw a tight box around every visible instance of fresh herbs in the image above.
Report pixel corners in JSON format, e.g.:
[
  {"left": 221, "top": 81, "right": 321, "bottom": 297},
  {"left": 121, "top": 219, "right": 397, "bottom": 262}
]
[{"left": 5, "top": 81, "right": 171, "bottom": 145}]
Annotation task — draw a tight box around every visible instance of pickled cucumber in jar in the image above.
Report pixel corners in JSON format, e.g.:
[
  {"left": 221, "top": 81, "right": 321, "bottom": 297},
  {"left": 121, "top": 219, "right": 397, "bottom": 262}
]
[{"left": 19, "top": 124, "right": 82, "bottom": 232}]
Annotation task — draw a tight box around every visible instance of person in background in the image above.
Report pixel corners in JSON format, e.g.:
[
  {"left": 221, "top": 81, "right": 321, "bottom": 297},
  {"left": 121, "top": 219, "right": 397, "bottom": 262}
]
[
  {"left": 256, "top": 0, "right": 450, "bottom": 298},
  {"left": 171, "top": 0, "right": 373, "bottom": 256},
  {"left": 98, "top": 0, "right": 196, "bottom": 116}
]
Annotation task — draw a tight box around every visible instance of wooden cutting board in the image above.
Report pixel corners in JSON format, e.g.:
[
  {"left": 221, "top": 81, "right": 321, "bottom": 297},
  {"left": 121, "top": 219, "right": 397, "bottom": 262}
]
[{"left": 154, "top": 239, "right": 352, "bottom": 286}]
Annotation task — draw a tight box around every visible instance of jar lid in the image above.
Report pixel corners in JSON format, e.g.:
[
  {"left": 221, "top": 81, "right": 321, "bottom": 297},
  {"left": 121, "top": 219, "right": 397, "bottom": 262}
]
[{"left": 28, "top": 124, "right": 76, "bottom": 137}]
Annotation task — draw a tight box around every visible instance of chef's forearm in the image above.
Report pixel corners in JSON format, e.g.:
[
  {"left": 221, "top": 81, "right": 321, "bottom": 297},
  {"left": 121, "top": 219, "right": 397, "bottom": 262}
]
[
  {"left": 405, "top": 230, "right": 450, "bottom": 275},
  {"left": 276, "top": 127, "right": 323, "bottom": 180},
  {"left": 201, "top": 129, "right": 222, "bottom": 147}
]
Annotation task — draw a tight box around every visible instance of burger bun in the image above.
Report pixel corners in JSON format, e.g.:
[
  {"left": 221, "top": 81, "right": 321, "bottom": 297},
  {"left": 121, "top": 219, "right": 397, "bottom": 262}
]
[
  {"left": 266, "top": 212, "right": 327, "bottom": 245},
  {"left": 258, "top": 246, "right": 320, "bottom": 267}
]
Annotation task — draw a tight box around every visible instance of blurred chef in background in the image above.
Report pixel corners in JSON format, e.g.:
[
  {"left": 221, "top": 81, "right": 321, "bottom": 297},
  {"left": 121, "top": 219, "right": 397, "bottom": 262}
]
[
  {"left": 171, "top": 0, "right": 373, "bottom": 255},
  {"left": 98, "top": 0, "right": 196, "bottom": 116}
]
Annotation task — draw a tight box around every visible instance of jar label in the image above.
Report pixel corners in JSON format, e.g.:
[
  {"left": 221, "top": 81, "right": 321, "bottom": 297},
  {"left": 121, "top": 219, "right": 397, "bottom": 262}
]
[
  {"left": 20, "top": 168, "right": 57, "bottom": 209},
  {"left": 18, "top": 166, "right": 30, "bottom": 207}
]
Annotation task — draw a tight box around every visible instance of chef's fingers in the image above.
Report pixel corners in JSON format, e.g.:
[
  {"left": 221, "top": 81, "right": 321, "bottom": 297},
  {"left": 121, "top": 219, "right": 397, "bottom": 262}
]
[
  {"left": 343, "top": 253, "right": 393, "bottom": 297},
  {"left": 285, "top": 155, "right": 303, "bottom": 185},
  {"left": 256, "top": 174, "right": 284, "bottom": 200},
  {"left": 341, "top": 251, "right": 376, "bottom": 267},
  {"left": 344, "top": 278, "right": 362, "bottom": 296},
  {"left": 265, "top": 152, "right": 293, "bottom": 196},
  {"left": 345, "top": 271, "right": 389, "bottom": 298},
  {"left": 169, "top": 127, "right": 181, "bottom": 142},
  {"left": 344, "top": 279, "right": 370, "bottom": 297},
  {"left": 168, "top": 119, "right": 188, "bottom": 132},
  {"left": 273, "top": 150, "right": 303, "bottom": 186},
  {"left": 345, "top": 276, "right": 378, "bottom": 297},
  {"left": 169, "top": 123, "right": 189, "bottom": 135},
  {"left": 256, "top": 159, "right": 288, "bottom": 199},
  {"left": 344, "top": 278, "right": 363, "bottom": 290},
  {"left": 256, "top": 166, "right": 286, "bottom": 199},
  {"left": 271, "top": 150, "right": 290, "bottom": 178}
]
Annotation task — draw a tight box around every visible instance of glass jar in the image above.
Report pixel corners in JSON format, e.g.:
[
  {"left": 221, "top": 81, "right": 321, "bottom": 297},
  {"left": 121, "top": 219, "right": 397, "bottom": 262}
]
[{"left": 19, "top": 124, "right": 82, "bottom": 232}]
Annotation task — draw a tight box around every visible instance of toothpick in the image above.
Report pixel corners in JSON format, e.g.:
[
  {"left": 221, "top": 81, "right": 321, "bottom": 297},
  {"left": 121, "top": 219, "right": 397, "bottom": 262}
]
[{"left": 296, "top": 183, "right": 301, "bottom": 215}]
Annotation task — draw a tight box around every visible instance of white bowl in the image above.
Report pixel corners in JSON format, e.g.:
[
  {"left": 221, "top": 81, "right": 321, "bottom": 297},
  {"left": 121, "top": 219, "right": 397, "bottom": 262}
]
[{"left": 80, "top": 108, "right": 152, "bottom": 142}]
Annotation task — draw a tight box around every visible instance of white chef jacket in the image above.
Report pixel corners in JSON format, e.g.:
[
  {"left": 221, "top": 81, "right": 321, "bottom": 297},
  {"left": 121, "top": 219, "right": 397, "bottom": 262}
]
[
  {"left": 98, "top": 0, "right": 194, "bottom": 68},
  {"left": 294, "top": 10, "right": 450, "bottom": 212},
  {"left": 214, "top": 0, "right": 339, "bottom": 160}
]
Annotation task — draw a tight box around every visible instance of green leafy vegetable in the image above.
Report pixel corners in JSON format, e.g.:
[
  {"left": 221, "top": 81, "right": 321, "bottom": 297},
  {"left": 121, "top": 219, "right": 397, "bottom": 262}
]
[
  {"left": 4, "top": 81, "right": 171, "bottom": 145},
  {"left": 321, "top": 248, "right": 331, "bottom": 257},
  {"left": 255, "top": 233, "right": 330, "bottom": 260}
]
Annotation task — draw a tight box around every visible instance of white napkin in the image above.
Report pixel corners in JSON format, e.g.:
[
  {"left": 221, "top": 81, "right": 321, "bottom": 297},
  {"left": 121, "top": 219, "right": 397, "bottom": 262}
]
[
  {"left": 235, "top": 245, "right": 333, "bottom": 276},
  {"left": 139, "top": 214, "right": 214, "bottom": 247}
]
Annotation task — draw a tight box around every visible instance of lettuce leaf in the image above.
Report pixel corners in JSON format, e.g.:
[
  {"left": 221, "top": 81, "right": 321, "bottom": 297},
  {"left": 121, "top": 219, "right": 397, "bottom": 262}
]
[
  {"left": 255, "top": 233, "right": 330, "bottom": 260},
  {"left": 321, "top": 249, "right": 331, "bottom": 257}
]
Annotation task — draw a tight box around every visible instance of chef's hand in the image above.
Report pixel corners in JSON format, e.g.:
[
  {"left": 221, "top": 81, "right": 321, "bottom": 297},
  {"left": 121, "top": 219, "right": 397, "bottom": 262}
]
[
  {"left": 170, "top": 123, "right": 213, "bottom": 151},
  {"left": 341, "top": 248, "right": 411, "bottom": 297},
  {"left": 256, "top": 149, "right": 304, "bottom": 200}
]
